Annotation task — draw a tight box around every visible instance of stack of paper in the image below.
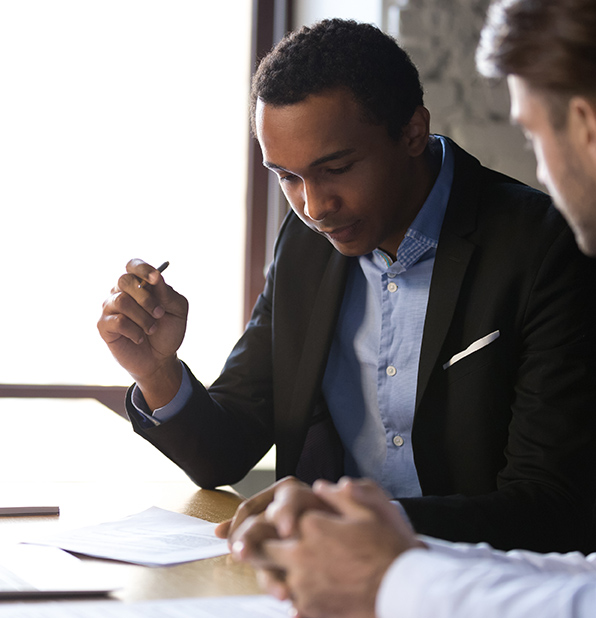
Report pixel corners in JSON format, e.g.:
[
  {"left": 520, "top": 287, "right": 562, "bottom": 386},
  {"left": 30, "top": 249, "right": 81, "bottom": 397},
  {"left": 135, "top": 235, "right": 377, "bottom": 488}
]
[{"left": 25, "top": 507, "right": 229, "bottom": 567}]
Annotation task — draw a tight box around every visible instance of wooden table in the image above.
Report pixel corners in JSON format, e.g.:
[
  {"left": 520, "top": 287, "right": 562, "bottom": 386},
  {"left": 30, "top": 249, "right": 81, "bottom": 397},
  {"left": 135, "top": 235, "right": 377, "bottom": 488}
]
[{"left": 0, "top": 398, "right": 261, "bottom": 602}]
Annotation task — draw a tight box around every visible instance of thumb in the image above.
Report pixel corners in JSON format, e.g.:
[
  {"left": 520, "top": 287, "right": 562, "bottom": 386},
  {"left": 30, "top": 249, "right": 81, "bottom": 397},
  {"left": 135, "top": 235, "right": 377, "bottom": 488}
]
[{"left": 214, "top": 519, "right": 231, "bottom": 539}]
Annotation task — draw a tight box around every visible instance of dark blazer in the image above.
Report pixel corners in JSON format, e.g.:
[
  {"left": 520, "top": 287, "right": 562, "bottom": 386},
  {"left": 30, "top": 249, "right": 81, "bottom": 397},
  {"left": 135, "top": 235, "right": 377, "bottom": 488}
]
[{"left": 129, "top": 139, "right": 596, "bottom": 553}]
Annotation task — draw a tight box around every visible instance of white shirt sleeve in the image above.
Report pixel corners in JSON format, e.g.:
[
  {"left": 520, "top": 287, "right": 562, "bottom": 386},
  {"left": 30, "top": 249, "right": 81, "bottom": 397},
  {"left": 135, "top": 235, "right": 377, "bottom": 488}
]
[
  {"left": 420, "top": 536, "right": 596, "bottom": 574},
  {"left": 377, "top": 542, "right": 596, "bottom": 618}
]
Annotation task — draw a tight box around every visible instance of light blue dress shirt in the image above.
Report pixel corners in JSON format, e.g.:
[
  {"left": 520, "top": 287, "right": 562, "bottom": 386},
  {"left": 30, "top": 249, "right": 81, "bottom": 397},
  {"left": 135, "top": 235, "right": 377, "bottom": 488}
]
[
  {"left": 133, "top": 137, "right": 454, "bottom": 501},
  {"left": 321, "top": 136, "right": 454, "bottom": 499}
]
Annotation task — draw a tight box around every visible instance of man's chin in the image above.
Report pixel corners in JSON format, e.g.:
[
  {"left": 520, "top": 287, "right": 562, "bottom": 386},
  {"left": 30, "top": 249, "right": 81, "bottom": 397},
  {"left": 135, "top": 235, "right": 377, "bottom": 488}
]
[
  {"left": 576, "top": 231, "right": 596, "bottom": 257},
  {"left": 329, "top": 240, "right": 373, "bottom": 257},
  {"left": 566, "top": 215, "right": 596, "bottom": 257},
  {"left": 552, "top": 191, "right": 596, "bottom": 257}
]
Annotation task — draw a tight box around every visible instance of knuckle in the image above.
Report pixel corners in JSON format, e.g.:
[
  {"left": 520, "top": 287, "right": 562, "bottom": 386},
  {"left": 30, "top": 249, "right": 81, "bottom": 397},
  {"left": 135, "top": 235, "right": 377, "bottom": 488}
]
[
  {"left": 299, "top": 511, "right": 322, "bottom": 536},
  {"left": 105, "top": 313, "right": 128, "bottom": 336},
  {"left": 280, "top": 475, "right": 300, "bottom": 486},
  {"left": 117, "top": 273, "right": 134, "bottom": 291},
  {"left": 237, "top": 499, "right": 251, "bottom": 515},
  {"left": 112, "top": 313, "right": 127, "bottom": 328},
  {"left": 235, "top": 500, "right": 254, "bottom": 520},
  {"left": 97, "top": 312, "right": 108, "bottom": 331},
  {"left": 111, "top": 291, "right": 128, "bottom": 312},
  {"left": 276, "top": 476, "right": 301, "bottom": 495},
  {"left": 126, "top": 258, "right": 143, "bottom": 271},
  {"left": 97, "top": 313, "right": 128, "bottom": 343}
]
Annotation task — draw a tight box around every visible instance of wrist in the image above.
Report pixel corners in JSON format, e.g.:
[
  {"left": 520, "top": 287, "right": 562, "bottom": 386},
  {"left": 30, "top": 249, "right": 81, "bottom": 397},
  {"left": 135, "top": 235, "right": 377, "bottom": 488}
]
[
  {"left": 412, "top": 537, "right": 428, "bottom": 551},
  {"left": 134, "top": 356, "right": 183, "bottom": 411}
]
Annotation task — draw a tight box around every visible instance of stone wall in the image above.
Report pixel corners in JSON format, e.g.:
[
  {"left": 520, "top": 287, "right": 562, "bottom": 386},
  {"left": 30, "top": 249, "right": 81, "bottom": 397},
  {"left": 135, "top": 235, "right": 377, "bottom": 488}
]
[{"left": 385, "top": 0, "right": 539, "bottom": 188}]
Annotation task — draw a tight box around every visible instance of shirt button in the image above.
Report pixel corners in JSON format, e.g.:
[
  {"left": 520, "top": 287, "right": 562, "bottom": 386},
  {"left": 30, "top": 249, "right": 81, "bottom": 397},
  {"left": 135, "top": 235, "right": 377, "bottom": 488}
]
[
  {"left": 393, "top": 435, "right": 404, "bottom": 447},
  {"left": 387, "top": 272, "right": 397, "bottom": 278},
  {"left": 387, "top": 282, "right": 398, "bottom": 293},
  {"left": 386, "top": 365, "right": 397, "bottom": 377}
]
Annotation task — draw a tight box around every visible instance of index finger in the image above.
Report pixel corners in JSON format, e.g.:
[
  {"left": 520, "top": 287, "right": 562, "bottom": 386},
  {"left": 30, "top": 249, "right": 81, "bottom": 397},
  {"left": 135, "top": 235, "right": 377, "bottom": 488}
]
[
  {"left": 126, "top": 258, "right": 168, "bottom": 289},
  {"left": 138, "top": 261, "right": 169, "bottom": 289},
  {"left": 259, "top": 536, "right": 297, "bottom": 573},
  {"left": 265, "top": 482, "right": 333, "bottom": 538},
  {"left": 225, "top": 477, "right": 303, "bottom": 544},
  {"left": 231, "top": 514, "right": 282, "bottom": 566},
  {"left": 314, "top": 478, "right": 401, "bottom": 522},
  {"left": 224, "top": 486, "right": 277, "bottom": 545}
]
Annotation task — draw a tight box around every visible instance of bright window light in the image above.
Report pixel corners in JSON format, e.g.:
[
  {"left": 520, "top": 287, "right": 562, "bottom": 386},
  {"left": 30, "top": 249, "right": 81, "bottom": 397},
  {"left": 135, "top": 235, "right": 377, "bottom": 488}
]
[{"left": 0, "top": 1, "right": 251, "bottom": 386}]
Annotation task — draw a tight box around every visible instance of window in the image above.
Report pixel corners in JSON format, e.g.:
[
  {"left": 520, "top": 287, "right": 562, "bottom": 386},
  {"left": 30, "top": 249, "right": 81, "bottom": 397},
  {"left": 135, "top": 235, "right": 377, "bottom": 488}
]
[{"left": 0, "top": 1, "right": 251, "bottom": 387}]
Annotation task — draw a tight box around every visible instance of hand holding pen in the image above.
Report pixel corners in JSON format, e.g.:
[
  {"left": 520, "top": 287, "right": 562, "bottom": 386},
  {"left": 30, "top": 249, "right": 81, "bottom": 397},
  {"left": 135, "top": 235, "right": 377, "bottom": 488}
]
[{"left": 97, "top": 259, "right": 189, "bottom": 410}]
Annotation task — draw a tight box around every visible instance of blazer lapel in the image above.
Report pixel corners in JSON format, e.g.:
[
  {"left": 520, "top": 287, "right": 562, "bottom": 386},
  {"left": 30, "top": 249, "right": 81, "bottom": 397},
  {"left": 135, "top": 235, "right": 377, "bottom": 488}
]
[
  {"left": 416, "top": 231, "right": 476, "bottom": 409},
  {"left": 416, "top": 140, "right": 482, "bottom": 410}
]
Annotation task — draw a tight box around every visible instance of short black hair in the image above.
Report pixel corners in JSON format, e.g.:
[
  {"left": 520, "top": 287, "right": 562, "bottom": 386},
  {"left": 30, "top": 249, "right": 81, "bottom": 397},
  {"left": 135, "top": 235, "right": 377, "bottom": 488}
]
[{"left": 251, "top": 19, "right": 424, "bottom": 140}]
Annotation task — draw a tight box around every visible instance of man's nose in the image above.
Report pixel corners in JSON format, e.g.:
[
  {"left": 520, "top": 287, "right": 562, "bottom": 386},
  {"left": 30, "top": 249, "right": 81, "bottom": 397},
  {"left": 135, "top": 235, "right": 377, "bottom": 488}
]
[
  {"left": 303, "top": 182, "right": 339, "bottom": 222},
  {"left": 536, "top": 160, "right": 547, "bottom": 188}
]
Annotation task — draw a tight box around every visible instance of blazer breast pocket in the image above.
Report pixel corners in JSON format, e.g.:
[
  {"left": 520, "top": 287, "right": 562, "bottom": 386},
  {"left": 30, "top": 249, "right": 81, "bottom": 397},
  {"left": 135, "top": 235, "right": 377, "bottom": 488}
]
[{"left": 442, "top": 330, "right": 501, "bottom": 383}]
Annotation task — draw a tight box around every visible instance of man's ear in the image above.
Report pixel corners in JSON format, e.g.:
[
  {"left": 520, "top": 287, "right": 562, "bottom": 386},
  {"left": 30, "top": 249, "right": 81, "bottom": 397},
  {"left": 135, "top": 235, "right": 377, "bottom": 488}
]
[
  {"left": 403, "top": 106, "right": 430, "bottom": 157},
  {"left": 569, "top": 96, "right": 596, "bottom": 165}
]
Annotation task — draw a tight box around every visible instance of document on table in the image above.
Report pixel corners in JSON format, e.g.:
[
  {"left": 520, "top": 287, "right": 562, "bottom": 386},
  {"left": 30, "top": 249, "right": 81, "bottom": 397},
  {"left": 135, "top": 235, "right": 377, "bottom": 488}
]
[
  {"left": 0, "top": 595, "right": 292, "bottom": 617},
  {"left": 0, "top": 544, "right": 120, "bottom": 599},
  {"left": 25, "top": 507, "right": 229, "bottom": 566}
]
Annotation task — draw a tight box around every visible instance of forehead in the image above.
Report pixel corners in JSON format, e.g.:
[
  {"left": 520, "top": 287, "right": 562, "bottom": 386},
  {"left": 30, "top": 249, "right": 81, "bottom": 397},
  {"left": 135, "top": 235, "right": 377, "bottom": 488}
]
[
  {"left": 256, "top": 87, "right": 362, "bottom": 124},
  {"left": 508, "top": 75, "right": 532, "bottom": 123},
  {"left": 507, "top": 75, "right": 549, "bottom": 129},
  {"left": 255, "top": 90, "right": 383, "bottom": 167}
]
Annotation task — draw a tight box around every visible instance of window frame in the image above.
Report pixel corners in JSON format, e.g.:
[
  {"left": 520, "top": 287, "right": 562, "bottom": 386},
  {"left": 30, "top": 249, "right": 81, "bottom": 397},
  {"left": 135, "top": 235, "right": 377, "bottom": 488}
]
[{"left": 244, "top": 0, "right": 293, "bottom": 325}]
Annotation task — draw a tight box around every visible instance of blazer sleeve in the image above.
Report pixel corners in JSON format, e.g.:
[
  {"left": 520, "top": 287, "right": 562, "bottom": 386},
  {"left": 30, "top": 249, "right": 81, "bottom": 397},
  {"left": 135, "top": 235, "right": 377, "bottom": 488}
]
[
  {"left": 127, "top": 250, "right": 280, "bottom": 490},
  {"left": 126, "top": 213, "right": 342, "bottom": 490}
]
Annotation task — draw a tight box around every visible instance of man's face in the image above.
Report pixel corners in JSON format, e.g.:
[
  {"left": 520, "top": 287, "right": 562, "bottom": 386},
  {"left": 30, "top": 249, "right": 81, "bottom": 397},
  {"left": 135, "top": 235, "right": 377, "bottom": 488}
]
[
  {"left": 255, "top": 89, "right": 427, "bottom": 257},
  {"left": 508, "top": 75, "right": 596, "bottom": 256}
]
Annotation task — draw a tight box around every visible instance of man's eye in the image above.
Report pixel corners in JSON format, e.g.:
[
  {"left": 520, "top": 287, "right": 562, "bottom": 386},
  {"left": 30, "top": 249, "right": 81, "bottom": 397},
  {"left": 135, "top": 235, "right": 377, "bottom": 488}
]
[
  {"left": 327, "top": 163, "right": 354, "bottom": 175},
  {"left": 279, "top": 173, "right": 299, "bottom": 183}
]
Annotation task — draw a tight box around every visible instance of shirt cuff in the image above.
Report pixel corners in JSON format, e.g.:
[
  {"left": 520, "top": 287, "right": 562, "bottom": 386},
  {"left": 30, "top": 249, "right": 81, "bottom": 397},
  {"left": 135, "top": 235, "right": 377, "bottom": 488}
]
[{"left": 130, "top": 361, "right": 192, "bottom": 425}]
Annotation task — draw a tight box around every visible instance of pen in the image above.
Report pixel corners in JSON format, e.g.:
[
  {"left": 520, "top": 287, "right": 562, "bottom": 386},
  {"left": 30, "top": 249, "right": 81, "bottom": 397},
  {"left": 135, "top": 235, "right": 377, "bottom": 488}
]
[
  {"left": 0, "top": 506, "right": 60, "bottom": 517},
  {"left": 139, "top": 261, "right": 169, "bottom": 288}
]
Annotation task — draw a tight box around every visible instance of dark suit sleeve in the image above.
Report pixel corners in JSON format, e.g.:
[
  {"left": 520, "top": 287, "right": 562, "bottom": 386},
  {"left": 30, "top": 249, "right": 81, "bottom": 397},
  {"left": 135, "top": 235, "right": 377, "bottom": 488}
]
[
  {"left": 125, "top": 213, "right": 342, "bottom": 491},
  {"left": 401, "top": 223, "right": 596, "bottom": 553},
  {"left": 127, "top": 258, "right": 279, "bottom": 490}
]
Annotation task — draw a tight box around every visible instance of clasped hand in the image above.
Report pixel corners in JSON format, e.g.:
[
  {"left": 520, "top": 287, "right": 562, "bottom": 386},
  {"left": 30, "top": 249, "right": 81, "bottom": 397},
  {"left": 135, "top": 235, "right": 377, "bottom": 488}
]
[{"left": 217, "top": 477, "right": 426, "bottom": 618}]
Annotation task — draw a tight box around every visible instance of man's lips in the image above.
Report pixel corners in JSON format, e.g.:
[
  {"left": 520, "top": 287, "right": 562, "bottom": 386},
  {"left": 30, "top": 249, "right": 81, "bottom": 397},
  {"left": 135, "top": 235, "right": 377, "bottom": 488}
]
[{"left": 317, "top": 220, "right": 363, "bottom": 243}]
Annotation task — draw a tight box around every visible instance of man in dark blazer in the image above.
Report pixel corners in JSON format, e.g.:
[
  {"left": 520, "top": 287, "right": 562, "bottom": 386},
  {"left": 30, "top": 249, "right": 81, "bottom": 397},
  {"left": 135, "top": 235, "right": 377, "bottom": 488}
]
[{"left": 98, "top": 19, "right": 596, "bottom": 553}]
